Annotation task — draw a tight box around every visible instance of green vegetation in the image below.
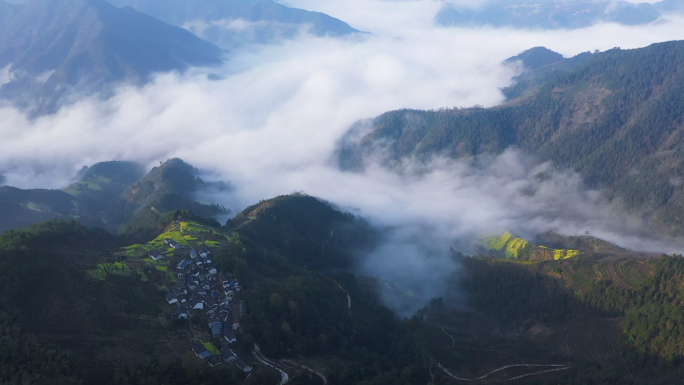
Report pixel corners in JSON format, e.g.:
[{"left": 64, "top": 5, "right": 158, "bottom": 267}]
[
  {"left": 86, "top": 262, "right": 149, "bottom": 282},
  {"left": 87, "top": 261, "right": 132, "bottom": 280},
  {"left": 341, "top": 40, "right": 684, "bottom": 234},
  {"left": 204, "top": 240, "right": 221, "bottom": 247},
  {"left": 0, "top": 220, "right": 120, "bottom": 384},
  {"left": 203, "top": 341, "right": 220, "bottom": 356},
  {"left": 480, "top": 232, "right": 582, "bottom": 261},
  {"left": 456, "top": 251, "right": 684, "bottom": 384},
  {"left": 6, "top": 197, "right": 684, "bottom": 385},
  {"left": 0, "top": 159, "right": 227, "bottom": 241},
  {"left": 621, "top": 257, "right": 684, "bottom": 359},
  {"left": 505, "top": 236, "right": 529, "bottom": 259},
  {"left": 554, "top": 248, "right": 581, "bottom": 260},
  {"left": 480, "top": 231, "right": 513, "bottom": 250},
  {"left": 227, "top": 194, "right": 378, "bottom": 270}
]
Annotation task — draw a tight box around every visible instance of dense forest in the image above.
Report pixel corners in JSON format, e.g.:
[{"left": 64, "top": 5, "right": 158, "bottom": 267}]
[
  {"left": 226, "top": 194, "right": 379, "bottom": 270},
  {"left": 0, "top": 221, "right": 116, "bottom": 384},
  {"left": 456, "top": 254, "right": 684, "bottom": 384},
  {"left": 338, "top": 40, "right": 684, "bottom": 234},
  {"left": 5, "top": 196, "right": 684, "bottom": 384},
  {"left": 0, "top": 206, "right": 428, "bottom": 385}
]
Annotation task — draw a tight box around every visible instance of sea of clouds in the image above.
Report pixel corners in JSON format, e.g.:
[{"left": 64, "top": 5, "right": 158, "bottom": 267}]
[{"left": 3, "top": 0, "right": 684, "bottom": 313}]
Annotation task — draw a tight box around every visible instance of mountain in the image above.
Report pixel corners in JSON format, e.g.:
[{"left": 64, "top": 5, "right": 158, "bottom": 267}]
[
  {"left": 0, "top": 186, "right": 81, "bottom": 233},
  {"left": 479, "top": 231, "right": 583, "bottom": 261},
  {"left": 226, "top": 193, "right": 378, "bottom": 270},
  {"left": 502, "top": 47, "right": 598, "bottom": 99},
  {"left": 338, "top": 40, "right": 684, "bottom": 235},
  {"left": 116, "top": 158, "right": 228, "bottom": 235},
  {"left": 436, "top": 0, "right": 663, "bottom": 30},
  {"left": 0, "top": 203, "right": 428, "bottom": 384},
  {"left": 0, "top": 0, "right": 223, "bottom": 113},
  {"left": 3, "top": 200, "right": 684, "bottom": 384},
  {"left": 105, "top": 0, "right": 362, "bottom": 49},
  {"left": 504, "top": 46, "right": 564, "bottom": 71},
  {"left": 0, "top": 158, "right": 227, "bottom": 235},
  {"left": 477, "top": 230, "right": 652, "bottom": 262}
]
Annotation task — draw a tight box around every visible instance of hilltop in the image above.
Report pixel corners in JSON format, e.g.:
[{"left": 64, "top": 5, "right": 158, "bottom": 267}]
[
  {"left": 0, "top": 158, "right": 228, "bottom": 236},
  {"left": 226, "top": 193, "right": 378, "bottom": 270},
  {"left": 479, "top": 231, "right": 582, "bottom": 262},
  {"left": 106, "top": 0, "right": 363, "bottom": 48}
]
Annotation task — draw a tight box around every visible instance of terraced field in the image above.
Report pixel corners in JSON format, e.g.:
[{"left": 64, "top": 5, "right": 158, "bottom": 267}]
[
  {"left": 545, "top": 318, "right": 630, "bottom": 375},
  {"left": 119, "top": 220, "right": 232, "bottom": 282},
  {"left": 539, "top": 256, "right": 653, "bottom": 290},
  {"left": 419, "top": 311, "right": 569, "bottom": 383},
  {"left": 480, "top": 232, "right": 582, "bottom": 262}
]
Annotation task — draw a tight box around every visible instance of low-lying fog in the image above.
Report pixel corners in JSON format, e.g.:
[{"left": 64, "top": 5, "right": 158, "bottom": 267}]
[{"left": 3, "top": 0, "right": 684, "bottom": 313}]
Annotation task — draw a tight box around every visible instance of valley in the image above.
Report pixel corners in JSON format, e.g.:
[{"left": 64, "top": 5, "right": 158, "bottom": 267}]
[
  {"left": 3, "top": 1, "right": 684, "bottom": 384},
  {"left": 2, "top": 193, "right": 684, "bottom": 384}
]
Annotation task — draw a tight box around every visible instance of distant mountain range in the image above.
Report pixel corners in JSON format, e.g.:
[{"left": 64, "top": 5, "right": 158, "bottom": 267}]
[
  {"left": 0, "top": 0, "right": 361, "bottom": 113},
  {"left": 0, "top": 0, "right": 224, "bottom": 114},
  {"left": 338, "top": 40, "right": 684, "bottom": 235},
  {"left": 0, "top": 158, "right": 228, "bottom": 236},
  {"left": 105, "top": 0, "right": 363, "bottom": 48},
  {"left": 436, "top": 0, "right": 680, "bottom": 29}
]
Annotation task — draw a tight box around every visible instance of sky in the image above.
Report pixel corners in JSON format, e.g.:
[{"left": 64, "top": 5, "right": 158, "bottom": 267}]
[{"left": 3, "top": 0, "right": 684, "bottom": 313}]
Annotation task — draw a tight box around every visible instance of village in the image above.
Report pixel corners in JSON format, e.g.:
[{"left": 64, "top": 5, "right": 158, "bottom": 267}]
[{"left": 155, "top": 238, "right": 254, "bottom": 373}]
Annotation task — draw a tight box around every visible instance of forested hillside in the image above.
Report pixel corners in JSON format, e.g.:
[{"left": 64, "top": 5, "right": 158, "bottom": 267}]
[
  {"left": 0, "top": 197, "right": 428, "bottom": 385},
  {"left": 226, "top": 194, "right": 378, "bottom": 270},
  {"left": 0, "top": 158, "right": 227, "bottom": 238},
  {"left": 338, "top": 40, "right": 684, "bottom": 234},
  {"left": 5, "top": 194, "right": 684, "bottom": 384},
  {"left": 437, "top": 252, "right": 684, "bottom": 384}
]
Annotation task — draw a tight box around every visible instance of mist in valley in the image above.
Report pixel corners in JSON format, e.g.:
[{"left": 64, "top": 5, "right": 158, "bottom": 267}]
[{"left": 3, "top": 0, "right": 684, "bottom": 313}]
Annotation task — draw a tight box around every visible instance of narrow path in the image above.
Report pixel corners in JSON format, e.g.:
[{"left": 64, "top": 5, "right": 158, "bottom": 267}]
[
  {"left": 188, "top": 317, "right": 197, "bottom": 339},
  {"left": 503, "top": 366, "right": 571, "bottom": 382},
  {"left": 337, "top": 283, "right": 352, "bottom": 317},
  {"left": 441, "top": 328, "right": 455, "bottom": 348},
  {"left": 322, "top": 229, "right": 335, "bottom": 255},
  {"left": 253, "top": 344, "right": 289, "bottom": 385},
  {"left": 436, "top": 361, "right": 569, "bottom": 382},
  {"left": 281, "top": 359, "right": 328, "bottom": 385}
]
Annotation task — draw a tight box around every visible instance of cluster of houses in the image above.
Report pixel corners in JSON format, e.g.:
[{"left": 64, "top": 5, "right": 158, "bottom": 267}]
[{"left": 159, "top": 245, "right": 252, "bottom": 372}]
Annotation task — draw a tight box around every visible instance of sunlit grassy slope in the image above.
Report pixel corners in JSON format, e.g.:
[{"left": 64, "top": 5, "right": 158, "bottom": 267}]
[{"left": 480, "top": 232, "right": 582, "bottom": 261}]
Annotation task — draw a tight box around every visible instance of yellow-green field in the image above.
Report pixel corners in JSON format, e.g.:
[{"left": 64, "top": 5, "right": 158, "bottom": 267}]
[
  {"left": 203, "top": 341, "right": 220, "bottom": 355},
  {"left": 479, "top": 232, "right": 582, "bottom": 262},
  {"left": 87, "top": 262, "right": 148, "bottom": 282}
]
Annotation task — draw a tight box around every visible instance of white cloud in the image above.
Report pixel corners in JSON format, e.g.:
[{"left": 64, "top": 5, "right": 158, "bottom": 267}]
[{"left": 0, "top": 65, "right": 12, "bottom": 87}]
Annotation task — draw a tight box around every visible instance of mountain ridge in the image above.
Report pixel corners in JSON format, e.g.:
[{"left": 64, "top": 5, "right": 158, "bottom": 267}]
[
  {"left": 0, "top": 0, "right": 223, "bottom": 113},
  {"left": 105, "top": 0, "right": 363, "bottom": 48},
  {"left": 0, "top": 158, "right": 227, "bottom": 235},
  {"left": 337, "top": 40, "right": 684, "bottom": 235},
  {"left": 436, "top": 0, "right": 666, "bottom": 30}
]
